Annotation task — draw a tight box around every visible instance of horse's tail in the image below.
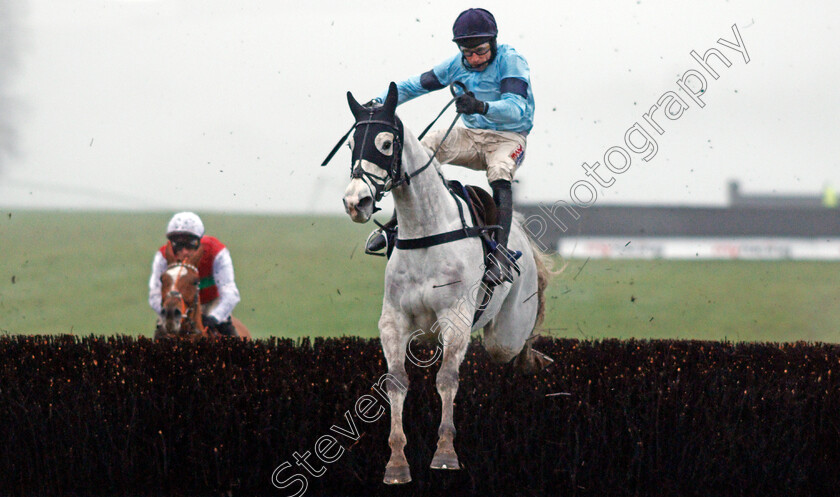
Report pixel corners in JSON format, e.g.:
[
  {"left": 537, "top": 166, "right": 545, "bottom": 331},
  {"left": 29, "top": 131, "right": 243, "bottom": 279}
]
[
  {"left": 518, "top": 214, "right": 563, "bottom": 329},
  {"left": 531, "top": 238, "right": 554, "bottom": 328}
]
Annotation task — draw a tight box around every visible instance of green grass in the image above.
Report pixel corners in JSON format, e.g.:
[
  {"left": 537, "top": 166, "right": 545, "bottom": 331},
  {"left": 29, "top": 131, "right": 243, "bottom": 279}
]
[
  {"left": 2, "top": 211, "right": 839, "bottom": 342},
  {"left": 546, "top": 258, "right": 840, "bottom": 343}
]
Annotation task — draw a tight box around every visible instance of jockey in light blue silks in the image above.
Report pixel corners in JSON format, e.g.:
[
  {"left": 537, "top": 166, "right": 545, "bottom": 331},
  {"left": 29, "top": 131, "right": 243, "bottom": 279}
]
[{"left": 365, "top": 7, "right": 535, "bottom": 286}]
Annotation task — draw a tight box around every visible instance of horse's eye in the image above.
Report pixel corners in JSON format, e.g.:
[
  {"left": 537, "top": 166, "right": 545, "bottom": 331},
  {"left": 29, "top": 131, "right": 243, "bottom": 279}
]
[{"left": 375, "top": 132, "right": 395, "bottom": 156}]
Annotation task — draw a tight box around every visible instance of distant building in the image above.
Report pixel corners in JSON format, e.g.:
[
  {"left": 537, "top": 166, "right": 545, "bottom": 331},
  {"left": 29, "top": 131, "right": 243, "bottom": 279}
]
[
  {"left": 728, "top": 181, "right": 824, "bottom": 209},
  {"left": 518, "top": 180, "right": 840, "bottom": 260}
]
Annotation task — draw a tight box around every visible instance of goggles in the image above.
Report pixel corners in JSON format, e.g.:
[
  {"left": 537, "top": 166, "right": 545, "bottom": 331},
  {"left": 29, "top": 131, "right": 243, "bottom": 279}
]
[
  {"left": 459, "top": 43, "right": 491, "bottom": 58},
  {"left": 169, "top": 236, "right": 200, "bottom": 253}
]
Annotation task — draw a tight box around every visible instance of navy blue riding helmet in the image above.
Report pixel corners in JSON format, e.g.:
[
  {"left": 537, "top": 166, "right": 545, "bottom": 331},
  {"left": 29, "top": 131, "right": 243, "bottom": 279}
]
[
  {"left": 452, "top": 8, "right": 498, "bottom": 42},
  {"left": 452, "top": 8, "right": 499, "bottom": 65}
]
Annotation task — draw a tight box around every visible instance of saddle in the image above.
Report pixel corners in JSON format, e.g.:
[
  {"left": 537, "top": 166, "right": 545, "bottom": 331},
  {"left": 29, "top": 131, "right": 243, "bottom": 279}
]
[
  {"left": 448, "top": 180, "right": 523, "bottom": 279},
  {"left": 446, "top": 180, "right": 498, "bottom": 256},
  {"left": 448, "top": 180, "right": 497, "bottom": 227}
]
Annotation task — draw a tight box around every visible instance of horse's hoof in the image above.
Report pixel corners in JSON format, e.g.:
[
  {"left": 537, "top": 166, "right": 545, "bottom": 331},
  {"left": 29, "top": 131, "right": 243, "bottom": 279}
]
[
  {"left": 383, "top": 464, "right": 411, "bottom": 485},
  {"left": 533, "top": 349, "right": 554, "bottom": 370},
  {"left": 430, "top": 449, "right": 460, "bottom": 470},
  {"left": 515, "top": 347, "right": 554, "bottom": 374}
]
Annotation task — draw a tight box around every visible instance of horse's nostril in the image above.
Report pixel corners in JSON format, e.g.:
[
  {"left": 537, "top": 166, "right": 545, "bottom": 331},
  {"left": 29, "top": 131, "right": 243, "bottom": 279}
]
[{"left": 358, "top": 196, "right": 373, "bottom": 211}]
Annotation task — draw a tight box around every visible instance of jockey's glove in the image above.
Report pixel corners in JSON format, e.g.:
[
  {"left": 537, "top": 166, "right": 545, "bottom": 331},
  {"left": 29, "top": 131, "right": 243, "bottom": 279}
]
[
  {"left": 455, "top": 91, "right": 488, "bottom": 115},
  {"left": 203, "top": 315, "right": 220, "bottom": 332}
]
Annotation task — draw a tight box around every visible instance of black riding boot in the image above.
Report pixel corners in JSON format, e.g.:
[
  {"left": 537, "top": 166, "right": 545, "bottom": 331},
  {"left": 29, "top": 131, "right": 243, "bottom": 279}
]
[
  {"left": 216, "top": 317, "right": 237, "bottom": 337},
  {"left": 365, "top": 211, "right": 398, "bottom": 257},
  {"left": 483, "top": 180, "right": 515, "bottom": 286}
]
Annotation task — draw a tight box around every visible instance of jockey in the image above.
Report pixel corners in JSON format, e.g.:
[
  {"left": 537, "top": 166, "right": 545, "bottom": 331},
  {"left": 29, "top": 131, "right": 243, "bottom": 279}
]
[
  {"left": 365, "top": 7, "right": 535, "bottom": 286},
  {"left": 148, "top": 211, "right": 241, "bottom": 336}
]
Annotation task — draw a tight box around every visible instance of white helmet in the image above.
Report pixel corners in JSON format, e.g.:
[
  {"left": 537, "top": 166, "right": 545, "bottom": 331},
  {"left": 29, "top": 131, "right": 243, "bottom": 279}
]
[{"left": 166, "top": 211, "right": 205, "bottom": 239}]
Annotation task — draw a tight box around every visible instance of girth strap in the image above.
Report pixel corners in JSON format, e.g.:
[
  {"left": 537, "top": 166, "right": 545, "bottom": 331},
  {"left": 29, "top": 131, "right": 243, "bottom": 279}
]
[
  {"left": 472, "top": 285, "right": 495, "bottom": 326},
  {"left": 395, "top": 226, "right": 489, "bottom": 250}
]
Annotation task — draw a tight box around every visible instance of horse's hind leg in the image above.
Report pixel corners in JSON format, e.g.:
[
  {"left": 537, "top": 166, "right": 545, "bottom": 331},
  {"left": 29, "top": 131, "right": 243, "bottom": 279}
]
[
  {"left": 431, "top": 313, "right": 471, "bottom": 471},
  {"left": 486, "top": 276, "right": 553, "bottom": 373},
  {"left": 379, "top": 311, "right": 412, "bottom": 484}
]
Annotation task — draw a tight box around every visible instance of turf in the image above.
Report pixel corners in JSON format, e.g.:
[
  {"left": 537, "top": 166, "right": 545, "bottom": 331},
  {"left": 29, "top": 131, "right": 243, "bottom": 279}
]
[{"left": 2, "top": 210, "right": 839, "bottom": 342}]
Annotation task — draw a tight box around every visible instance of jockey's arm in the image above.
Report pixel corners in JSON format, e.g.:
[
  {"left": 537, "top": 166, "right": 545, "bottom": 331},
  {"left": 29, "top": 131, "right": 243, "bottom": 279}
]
[
  {"left": 484, "top": 87, "right": 528, "bottom": 125},
  {"left": 148, "top": 251, "right": 167, "bottom": 315},
  {"left": 378, "top": 70, "right": 444, "bottom": 106},
  {"left": 208, "top": 248, "right": 241, "bottom": 322},
  {"left": 383, "top": 55, "right": 531, "bottom": 124}
]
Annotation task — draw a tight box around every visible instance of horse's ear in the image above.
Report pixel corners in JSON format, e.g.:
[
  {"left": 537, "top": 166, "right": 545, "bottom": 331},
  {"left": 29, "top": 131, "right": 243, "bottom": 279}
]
[
  {"left": 347, "top": 91, "right": 365, "bottom": 121},
  {"left": 383, "top": 82, "right": 398, "bottom": 114},
  {"left": 188, "top": 244, "right": 204, "bottom": 266},
  {"left": 164, "top": 243, "right": 176, "bottom": 263}
]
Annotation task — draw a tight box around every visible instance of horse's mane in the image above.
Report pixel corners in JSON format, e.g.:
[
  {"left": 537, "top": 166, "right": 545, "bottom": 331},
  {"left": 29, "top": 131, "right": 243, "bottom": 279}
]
[{"left": 400, "top": 118, "right": 445, "bottom": 177}]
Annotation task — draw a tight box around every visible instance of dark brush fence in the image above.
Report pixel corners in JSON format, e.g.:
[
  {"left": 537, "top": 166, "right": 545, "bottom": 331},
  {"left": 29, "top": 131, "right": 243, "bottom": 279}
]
[{"left": 0, "top": 335, "right": 838, "bottom": 497}]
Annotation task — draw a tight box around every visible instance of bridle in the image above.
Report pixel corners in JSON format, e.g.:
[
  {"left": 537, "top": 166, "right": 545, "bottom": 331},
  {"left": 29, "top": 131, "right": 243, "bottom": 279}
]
[
  {"left": 349, "top": 112, "right": 405, "bottom": 206},
  {"left": 325, "top": 82, "right": 468, "bottom": 208},
  {"left": 331, "top": 81, "right": 496, "bottom": 254},
  {"left": 164, "top": 262, "right": 205, "bottom": 335}
]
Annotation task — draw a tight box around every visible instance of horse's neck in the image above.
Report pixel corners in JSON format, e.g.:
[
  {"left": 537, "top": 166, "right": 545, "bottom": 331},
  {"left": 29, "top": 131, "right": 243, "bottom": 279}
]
[{"left": 392, "top": 132, "right": 461, "bottom": 239}]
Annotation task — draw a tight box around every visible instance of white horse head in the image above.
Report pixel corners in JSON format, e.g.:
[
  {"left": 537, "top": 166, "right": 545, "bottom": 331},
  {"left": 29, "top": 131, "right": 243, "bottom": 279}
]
[{"left": 342, "top": 82, "right": 402, "bottom": 223}]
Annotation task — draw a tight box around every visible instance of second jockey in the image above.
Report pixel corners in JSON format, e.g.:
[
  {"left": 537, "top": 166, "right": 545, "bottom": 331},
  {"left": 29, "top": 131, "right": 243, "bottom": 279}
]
[{"left": 148, "top": 211, "right": 241, "bottom": 336}]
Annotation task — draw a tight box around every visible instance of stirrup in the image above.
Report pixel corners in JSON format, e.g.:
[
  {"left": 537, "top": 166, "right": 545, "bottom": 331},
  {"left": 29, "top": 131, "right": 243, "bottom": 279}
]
[
  {"left": 364, "top": 229, "right": 389, "bottom": 256},
  {"left": 482, "top": 246, "right": 521, "bottom": 286}
]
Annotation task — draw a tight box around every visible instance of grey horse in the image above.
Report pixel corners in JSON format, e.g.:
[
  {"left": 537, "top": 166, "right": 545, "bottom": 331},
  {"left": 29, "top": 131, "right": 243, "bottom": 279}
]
[{"left": 342, "top": 82, "right": 554, "bottom": 484}]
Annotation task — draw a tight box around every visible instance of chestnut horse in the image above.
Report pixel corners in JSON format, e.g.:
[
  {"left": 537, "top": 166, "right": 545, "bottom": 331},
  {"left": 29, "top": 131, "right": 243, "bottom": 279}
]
[{"left": 155, "top": 245, "right": 251, "bottom": 340}]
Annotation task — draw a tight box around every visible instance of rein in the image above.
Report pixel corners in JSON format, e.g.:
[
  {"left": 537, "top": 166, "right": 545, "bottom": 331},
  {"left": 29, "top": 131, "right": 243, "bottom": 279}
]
[
  {"left": 399, "top": 82, "right": 468, "bottom": 186},
  {"left": 321, "top": 81, "right": 468, "bottom": 169}
]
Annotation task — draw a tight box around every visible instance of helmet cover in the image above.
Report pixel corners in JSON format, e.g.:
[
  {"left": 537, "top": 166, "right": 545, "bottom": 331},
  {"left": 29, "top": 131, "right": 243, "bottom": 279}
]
[{"left": 166, "top": 211, "right": 205, "bottom": 239}]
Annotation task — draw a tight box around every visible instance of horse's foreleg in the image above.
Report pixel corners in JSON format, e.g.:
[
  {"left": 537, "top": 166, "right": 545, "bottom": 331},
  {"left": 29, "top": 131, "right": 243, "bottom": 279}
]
[
  {"left": 379, "top": 313, "right": 412, "bottom": 484},
  {"left": 431, "top": 315, "right": 470, "bottom": 471}
]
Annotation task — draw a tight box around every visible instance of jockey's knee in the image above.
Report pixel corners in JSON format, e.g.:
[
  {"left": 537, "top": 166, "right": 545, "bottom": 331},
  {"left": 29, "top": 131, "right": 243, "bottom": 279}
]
[
  {"left": 420, "top": 129, "right": 446, "bottom": 151},
  {"left": 486, "top": 162, "right": 516, "bottom": 185}
]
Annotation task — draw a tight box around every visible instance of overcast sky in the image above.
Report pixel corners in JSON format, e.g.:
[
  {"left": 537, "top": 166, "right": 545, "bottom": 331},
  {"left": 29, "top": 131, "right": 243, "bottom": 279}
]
[{"left": 1, "top": 0, "right": 838, "bottom": 214}]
